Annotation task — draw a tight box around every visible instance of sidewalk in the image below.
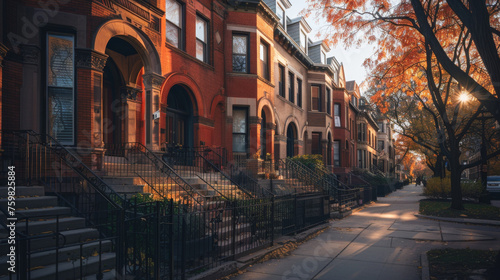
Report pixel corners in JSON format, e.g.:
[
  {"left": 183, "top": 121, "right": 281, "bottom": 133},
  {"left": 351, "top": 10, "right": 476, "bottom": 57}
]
[{"left": 230, "top": 185, "right": 500, "bottom": 280}]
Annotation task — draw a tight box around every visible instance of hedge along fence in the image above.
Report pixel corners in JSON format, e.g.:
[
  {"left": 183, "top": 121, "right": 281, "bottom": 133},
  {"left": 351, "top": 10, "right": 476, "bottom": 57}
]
[{"left": 423, "top": 177, "right": 483, "bottom": 200}]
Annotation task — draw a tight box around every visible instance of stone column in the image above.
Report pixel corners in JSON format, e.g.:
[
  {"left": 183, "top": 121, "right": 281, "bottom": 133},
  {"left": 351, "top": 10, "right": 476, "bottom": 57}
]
[
  {"left": 120, "top": 86, "right": 142, "bottom": 143},
  {"left": 75, "top": 49, "right": 108, "bottom": 170},
  {"left": 143, "top": 73, "right": 165, "bottom": 151}
]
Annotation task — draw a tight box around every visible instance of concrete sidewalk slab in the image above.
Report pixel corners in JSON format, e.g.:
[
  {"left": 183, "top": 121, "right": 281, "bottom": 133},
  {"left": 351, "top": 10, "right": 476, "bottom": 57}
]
[
  {"left": 313, "top": 259, "right": 419, "bottom": 280},
  {"left": 246, "top": 254, "right": 331, "bottom": 279},
  {"left": 229, "top": 185, "right": 500, "bottom": 280}
]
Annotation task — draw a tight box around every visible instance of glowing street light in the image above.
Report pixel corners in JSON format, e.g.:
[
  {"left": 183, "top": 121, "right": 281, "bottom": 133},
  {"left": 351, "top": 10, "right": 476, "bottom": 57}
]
[{"left": 458, "top": 91, "right": 470, "bottom": 103}]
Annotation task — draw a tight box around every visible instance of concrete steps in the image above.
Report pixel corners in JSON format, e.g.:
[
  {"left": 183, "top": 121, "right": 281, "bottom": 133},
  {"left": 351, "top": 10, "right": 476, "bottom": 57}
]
[{"left": 0, "top": 186, "right": 115, "bottom": 279}]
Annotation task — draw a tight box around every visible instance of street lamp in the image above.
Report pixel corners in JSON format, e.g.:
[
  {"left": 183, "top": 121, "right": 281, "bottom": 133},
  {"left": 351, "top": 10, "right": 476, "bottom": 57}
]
[{"left": 458, "top": 91, "right": 471, "bottom": 103}]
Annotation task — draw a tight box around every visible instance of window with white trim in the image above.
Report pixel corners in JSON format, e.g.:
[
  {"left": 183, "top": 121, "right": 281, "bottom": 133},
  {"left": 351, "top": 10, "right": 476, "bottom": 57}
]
[
  {"left": 196, "top": 15, "right": 208, "bottom": 63},
  {"left": 166, "top": 0, "right": 183, "bottom": 49},
  {"left": 300, "top": 30, "right": 307, "bottom": 52},
  {"left": 232, "top": 34, "right": 248, "bottom": 73}
]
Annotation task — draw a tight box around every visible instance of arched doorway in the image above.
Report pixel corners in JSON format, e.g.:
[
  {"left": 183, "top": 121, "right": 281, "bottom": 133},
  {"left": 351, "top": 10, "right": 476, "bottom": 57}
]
[
  {"left": 102, "top": 37, "right": 144, "bottom": 147},
  {"left": 260, "top": 110, "right": 267, "bottom": 159},
  {"left": 165, "top": 85, "right": 194, "bottom": 148},
  {"left": 286, "top": 123, "right": 297, "bottom": 158}
]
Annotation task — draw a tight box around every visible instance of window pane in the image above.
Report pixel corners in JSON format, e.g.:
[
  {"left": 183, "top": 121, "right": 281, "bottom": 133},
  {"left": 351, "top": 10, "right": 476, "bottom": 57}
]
[
  {"left": 260, "top": 43, "right": 267, "bottom": 61},
  {"left": 166, "top": 0, "right": 181, "bottom": 26},
  {"left": 196, "top": 40, "right": 204, "bottom": 61},
  {"left": 166, "top": 23, "right": 179, "bottom": 47},
  {"left": 334, "top": 104, "right": 340, "bottom": 116},
  {"left": 300, "top": 31, "right": 306, "bottom": 51},
  {"left": 196, "top": 17, "right": 206, "bottom": 42},
  {"left": 48, "top": 34, "right": 74, "bottom": 88},
  {"left": 334, "top": 141, "right": 340, "bottom": 166},
  {"left": 312, "top": 86, "right": 319, "bottom": 110},
  {"left": 233, "top": 109, "right": 247, "bottom": 133},
  {"left": 48, "top": 87, "right": 73, "bottom": 143},
  {"left": 232, "top": 54, "right": 247, "bottom": 72},
  {"left": 276, "top": 4, "right": 284, "bottom": 26},
  {"left": 233, "top": 36, "right": 247, "bottom": 54},
  {"left": 233, "top": 134, "right": 247, "bottom": 153}
]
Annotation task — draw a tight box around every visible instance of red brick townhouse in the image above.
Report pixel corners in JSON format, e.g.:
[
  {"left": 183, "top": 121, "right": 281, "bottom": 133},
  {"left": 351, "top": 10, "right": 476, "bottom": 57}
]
[
  {"left": 0, "top": 0, "right": 358, "bottom": 170},
  {"left": 1, "top": 0, "right": 228, "bottom": 166}
]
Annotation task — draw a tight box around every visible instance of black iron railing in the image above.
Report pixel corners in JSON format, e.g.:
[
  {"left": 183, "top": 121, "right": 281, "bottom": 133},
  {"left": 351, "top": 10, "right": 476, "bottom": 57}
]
[
  {"left": 289, "top": 159, "right": 363, "bottom": 213},
  {"left": 121, "top": 194, "right": 329, "bottom": 279},
  {"left": 104, "top": 143, "right": 205, "bottom": 208},
  {"left": 163, "top": 147, "right": 272, "bottom": 199},
  {"left": 270, "top": 159, "right": 323, "bottom": 195},
  {"left": 0, "top": 130, "right": 126, "bottom": 279}
]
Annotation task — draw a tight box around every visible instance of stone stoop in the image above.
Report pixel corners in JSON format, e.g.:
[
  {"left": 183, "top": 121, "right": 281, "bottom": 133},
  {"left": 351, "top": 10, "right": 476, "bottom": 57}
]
[{"left": 0, "top": 186, "right": 116, "bottom": 280}]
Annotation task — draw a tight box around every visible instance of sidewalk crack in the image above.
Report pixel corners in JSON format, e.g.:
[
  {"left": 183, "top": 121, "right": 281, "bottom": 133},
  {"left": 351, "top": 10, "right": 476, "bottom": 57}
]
[{"left": 310, "top": 223, "right": 371, "bottom": 279}]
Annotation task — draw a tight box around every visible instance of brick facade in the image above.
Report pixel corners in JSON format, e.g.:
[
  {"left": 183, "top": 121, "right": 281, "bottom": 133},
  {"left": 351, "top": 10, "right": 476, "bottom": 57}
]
[{"left": 2, "top": 0, "right": 394, "bottom": 174}]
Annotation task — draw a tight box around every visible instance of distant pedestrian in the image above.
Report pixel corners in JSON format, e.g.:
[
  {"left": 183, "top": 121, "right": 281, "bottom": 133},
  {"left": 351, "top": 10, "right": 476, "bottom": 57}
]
[{"left": 416, "top": 177, "right": 421, "bottom": 186}]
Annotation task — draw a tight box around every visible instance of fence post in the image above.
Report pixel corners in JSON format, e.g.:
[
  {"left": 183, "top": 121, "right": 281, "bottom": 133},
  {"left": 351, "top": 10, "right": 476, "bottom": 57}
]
[
  {"left": 169, "top": 199, "right": 174, "bottom": 280},
  {"left": 154, "top": 201, "right": 161, "bottom": 279},
  {"left": 181, "top": 206, "right": 186, "bottom": 280},
  {"left": 294, "top": 195, "right": 298, "bottom": 235},
  {"left": 117, "top": 209, "right": 125, "bottom": 279},
  {"left": 271, "top": 196, "right": 275, "bottom": 246},
  {"left": 18, "top": 236, "right": 27, "bottom": 280},
  {"left": 231, "top": 200, "right": 237, "bottom": 258}
]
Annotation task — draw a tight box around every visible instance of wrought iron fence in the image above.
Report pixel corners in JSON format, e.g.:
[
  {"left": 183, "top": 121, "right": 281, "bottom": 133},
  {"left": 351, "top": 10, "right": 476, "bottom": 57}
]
[
  {"left": 121, "top": 194, "right": 329, "bottom": 279},
  {"left": 0, "top": 130, "right": 126, "bottom": 279},
  {"left": 0, "top": 131, "right": 331, "bottom": 279}
]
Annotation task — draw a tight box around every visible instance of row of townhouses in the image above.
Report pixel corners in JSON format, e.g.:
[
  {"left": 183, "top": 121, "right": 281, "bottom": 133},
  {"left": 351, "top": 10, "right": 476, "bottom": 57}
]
[
  {"left": 0, "top": 0, "right": 395, "bottom": 178},
  {"left": 0, "top": 1, "right": 402, "bottom": 278}
]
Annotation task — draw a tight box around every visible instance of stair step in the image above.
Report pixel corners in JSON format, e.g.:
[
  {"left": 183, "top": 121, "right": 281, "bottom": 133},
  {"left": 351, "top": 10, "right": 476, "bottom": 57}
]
[
  {"left": 109, "top": 184, "right": 144, "bottom": 194},
  {"left": 0, "top": 206, "right": 72, "bottom": 222},
  {"left": 0, "top": 217, "right": 86, "bottom": 236},
  {"left": 0, "top": 196, "right": 58, "bottom": 209},
  {"left": 0, "top": 186, "right": 45, "bottom": 198},
  {"left": 0, "top": 252, "right": 116, "bottom": 280},
  {"left": 0, "top": 240, "right": 113, "bottom": 272}
]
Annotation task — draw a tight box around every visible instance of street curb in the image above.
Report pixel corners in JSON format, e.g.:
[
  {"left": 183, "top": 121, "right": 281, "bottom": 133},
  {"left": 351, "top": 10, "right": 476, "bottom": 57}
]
[
  {"left": 214, "top": 223, "right": 329, "bottom": 279},
  {"left": 237, "top": 224, "right": 330, "bottom": 270},
  {"left": 421, "top": 252, "right": 430, "bottom": 280},
  {"left": 415, "top": 214, "right": 500, "bottom": 226}
]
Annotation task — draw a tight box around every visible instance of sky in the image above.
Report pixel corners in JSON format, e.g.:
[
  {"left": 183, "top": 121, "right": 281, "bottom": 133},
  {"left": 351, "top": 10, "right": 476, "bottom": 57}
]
[{"left": 286, "top": 1, "right": 375, "bottom": 90}]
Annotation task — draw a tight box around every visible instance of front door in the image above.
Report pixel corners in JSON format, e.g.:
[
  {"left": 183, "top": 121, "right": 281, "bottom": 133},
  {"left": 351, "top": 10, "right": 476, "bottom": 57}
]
[{"left": 166, "top": 109, "right": 187, "bottom": 147}]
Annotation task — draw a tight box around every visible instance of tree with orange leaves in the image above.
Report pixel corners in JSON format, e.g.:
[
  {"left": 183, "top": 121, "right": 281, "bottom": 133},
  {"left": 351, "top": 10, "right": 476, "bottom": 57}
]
[
  {"left": 305, "top": 0, "right": 500, "bottom": 209},
  {"left": 305, "top": 0, "right": 500, "bottom": 123}
]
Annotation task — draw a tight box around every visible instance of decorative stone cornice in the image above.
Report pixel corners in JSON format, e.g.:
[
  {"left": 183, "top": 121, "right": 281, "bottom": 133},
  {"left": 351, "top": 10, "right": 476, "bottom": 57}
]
[
  {"left": 266, "top": 122, "right": 276, "bottom": 130},
  {"left": 249, "top": 116, "right": 261, "bottom": 125},
  {"left": 20, "top": 45, "right": 40, "bottom": 65},
  {"left": 75, "top": 49, "right": 108, "bottom": 71},
  {"left": 142, "top": 73, "right": 165, "bottom": 90},
  {"left": 120, "top": 86, "right": 142, "bottom": 102},
  {"left": 194, "top": 116, "right": 215, "bottom": 127},
  {"left": 275, "top": 135, "right": 287, "bottom": 142}
]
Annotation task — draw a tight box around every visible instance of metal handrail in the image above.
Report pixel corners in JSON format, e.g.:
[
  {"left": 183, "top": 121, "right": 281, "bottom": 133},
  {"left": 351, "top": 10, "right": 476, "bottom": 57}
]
[
  {"left": 288, "top": 159, "right": 361, "bottom": 211},
  {"left": 2, "top": 130, "right": 125, "bottom": 210},
  {"left": 196, "top": 147, "right": 273, "bottom": 197},
  {"left": 104, "top": 142, "right": 205, "bottom": 207},
  {"left": 193, "top": 149, "right": 255, "bottom": 199}
]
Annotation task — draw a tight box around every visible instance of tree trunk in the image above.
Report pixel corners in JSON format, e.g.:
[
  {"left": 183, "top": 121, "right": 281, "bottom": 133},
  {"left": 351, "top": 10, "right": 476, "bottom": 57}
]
[
  {"left": 449, "top": 153, "right": 464, "bottom": 210},
  {"left": 435, "top": 154, "right": 445, "bottom": 178}
]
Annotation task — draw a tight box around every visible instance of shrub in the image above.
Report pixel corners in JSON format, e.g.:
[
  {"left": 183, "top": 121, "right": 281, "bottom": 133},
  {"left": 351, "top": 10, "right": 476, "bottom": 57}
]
[
  {"left": 423, "top": 177, "right": 483, "bottom": 200},
  {"left": 291, "top": 154, "right": 324, "bottom": 170},
  {"left": 423, "top": 177, "right": 451, "bottom": 199},
  {"left": 461, "top": 180, "right": 482, "bottom": 200}
]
